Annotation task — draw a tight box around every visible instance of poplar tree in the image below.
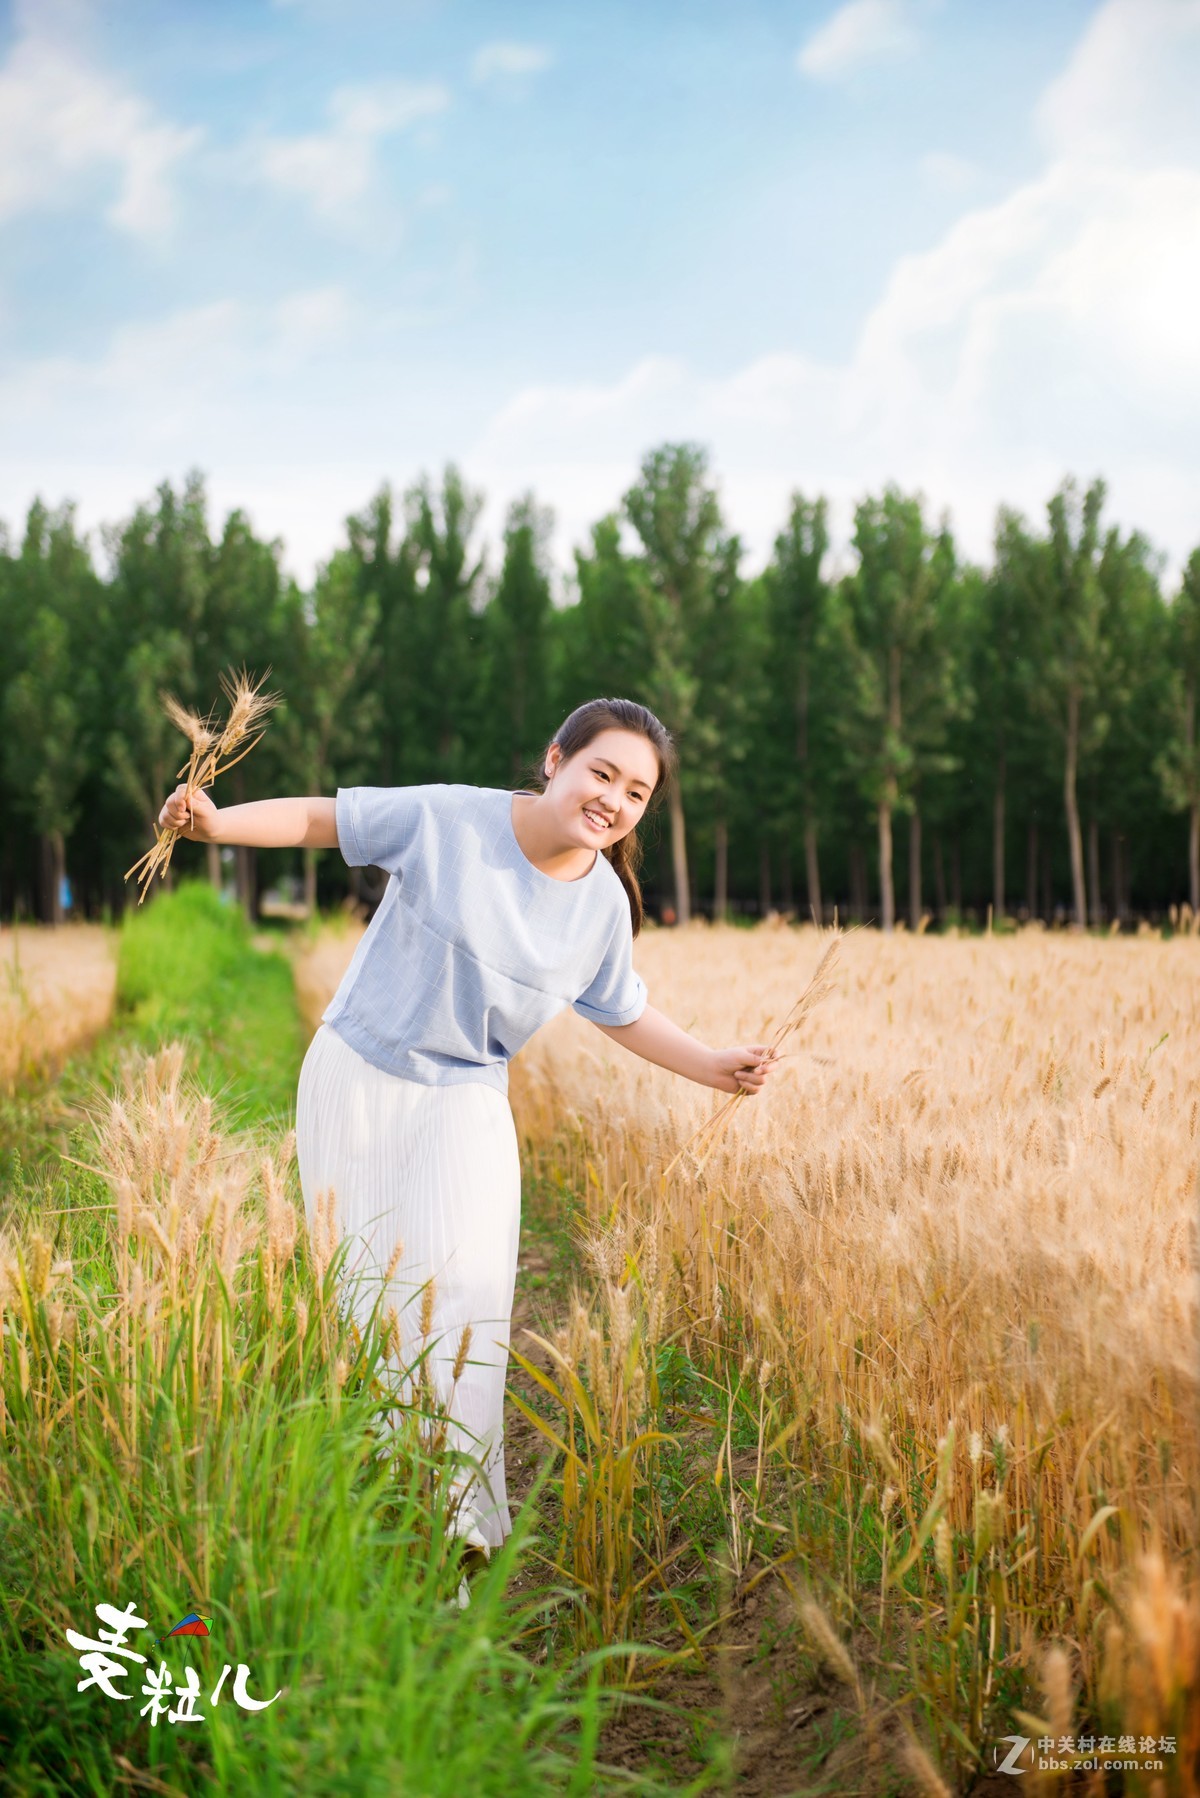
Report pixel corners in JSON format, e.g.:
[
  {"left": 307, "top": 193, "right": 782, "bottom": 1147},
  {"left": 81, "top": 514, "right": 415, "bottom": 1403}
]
[
  {"left": 1033, "top": 480, "right": 1107, "bottom": 926},
  {"left": 406, "top": 465, "right": 486, "bottom": 781},
  {"left": 1156, "top": 549, "right": 1200, "bottom": 911},
  {"left": 840, "top": 487, "right": 957, "bottom": 932},
  {"left": 480, "top": 494, "right": 555, "bottom": 784},
  {"left": 273, "top": 550, "right": 381, "bottom": 913},
  {"left": 763, "top": 494, "right": 834, "bottom": 924},
  {"left": 623, "top": 443, "right": 727, "bottom": 925},
  {"left": 2, "top": 502, "right": 98, "bottom": 921}
]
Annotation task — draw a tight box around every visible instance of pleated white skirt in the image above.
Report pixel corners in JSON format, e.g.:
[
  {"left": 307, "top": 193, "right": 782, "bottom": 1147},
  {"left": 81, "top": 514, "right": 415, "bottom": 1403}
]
[{"left": 295, "top": 1021, "right": 522, "bottom": 1549}]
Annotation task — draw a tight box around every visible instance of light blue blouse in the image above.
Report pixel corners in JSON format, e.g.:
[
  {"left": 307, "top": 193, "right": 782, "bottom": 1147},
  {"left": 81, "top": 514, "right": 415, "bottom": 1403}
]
[{"left": 321, "top": 783, "right": 649, "bottom": 1093}]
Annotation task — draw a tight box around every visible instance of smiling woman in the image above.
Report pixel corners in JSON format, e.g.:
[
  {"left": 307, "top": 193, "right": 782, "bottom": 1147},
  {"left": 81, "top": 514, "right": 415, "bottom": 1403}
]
[
  {"left": 158, "top": 695, "right": 780, "bottom": 1566},
  {"left": 509, "top": 725, "right": 660, "bottom": 887}
]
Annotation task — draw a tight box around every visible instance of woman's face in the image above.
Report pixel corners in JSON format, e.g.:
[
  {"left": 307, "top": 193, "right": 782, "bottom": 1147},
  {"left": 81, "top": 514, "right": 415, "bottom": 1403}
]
[{"left": 546, "top": 728, "right": 659, "bottom": 849}]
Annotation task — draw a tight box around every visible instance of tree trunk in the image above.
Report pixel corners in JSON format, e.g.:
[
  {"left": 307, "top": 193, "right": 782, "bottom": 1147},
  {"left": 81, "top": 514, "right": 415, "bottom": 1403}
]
[
  {"left": 304, "top": 845, "right": 318, "bottom": 918},
  {"left": 1186, "top": 679, "right": 1199, "bottom": 913},
  {"left": 713, "top": 816, "right": 728, "bottom": 922},
  {"left": 43, "top": 830, "right": 66, "bottom": 926},
  {"left": 951, "top": 840, "right": 962, "bottom": 920},
  {"left": 1111, "top": 831, "right": 1125, "bottom": 929},
  {"left": 206, "top": 841, "right": 222, "bottom": 892},
  {"left": 231, "top": 765, "right": 251, "bottom": 922},
  {"left": 908, "top": 808, "right": 922, "bottom": 931},
  {"left": 1042, "top": 836, "right": 1053, "bottom": 924},
  {"left": 1026, "top": 819, "right": 1039, "bottom": 921},
  {"left": 235, "top": 845, "right": 258, "bottom": 924},
  {"left": 804, "top": 818, "right": 822, "bottom": 927},
  {"left": 1064, "top": 687, "right": 1087, "bottom": 928},
  {"left": 798, "top": 658, "right": 816, "bottom": 927},
  {"left": 879, "top": 641, "right": 902, "bottom": 934},
  {"left": 849, "top": 841, "right": 868, "bottom": 922},
  {"left": 781, "top": 838, "right": 794, "bottom": 914},
  {"left": 759, "top": 836, "right": 771, "bottom": 918},
  {"left": 669, "top": 784, "right": 691, "bottom": 926},
  {"left": 1087, "top": 814, "right": 1102, "bottom": 927},
  {"left": 933, "top": 833, "right": 947, "bottom": 922},
  {"left": 878, "top": 802, "right": 895, "bottom": 932},
  {"left": 993, "top": 761, "right": 1006, "bottom": 921}
]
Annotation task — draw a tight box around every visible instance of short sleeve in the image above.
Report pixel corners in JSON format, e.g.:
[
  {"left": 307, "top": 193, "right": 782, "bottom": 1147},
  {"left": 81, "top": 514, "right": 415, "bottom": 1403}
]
[
  {"left": 335, "top": 785, "right": 436, "bottom": 873},
  {"left": 572, "top": 903, "right": 648, "bottom": 1027}
]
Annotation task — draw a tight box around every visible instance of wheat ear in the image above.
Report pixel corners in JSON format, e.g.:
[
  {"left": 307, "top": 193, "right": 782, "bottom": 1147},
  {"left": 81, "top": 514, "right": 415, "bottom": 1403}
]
[
  {"left": 661, "top": 929, "right": 843, "bottom": 1181},
  {"left": 124, "top": 665, "right": 281, "bottom": 902}
]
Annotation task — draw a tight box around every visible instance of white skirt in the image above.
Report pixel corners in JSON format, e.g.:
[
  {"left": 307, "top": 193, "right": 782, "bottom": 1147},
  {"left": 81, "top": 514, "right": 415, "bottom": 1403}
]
[{"left": 295, "top": 1022, "right": 522, "bottom": 1549}]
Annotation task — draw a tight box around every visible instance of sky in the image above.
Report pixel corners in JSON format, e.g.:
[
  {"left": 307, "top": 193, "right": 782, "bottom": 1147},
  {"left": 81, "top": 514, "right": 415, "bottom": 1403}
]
[{"left": 1, "top": 0, "right": 1199, "bottom": 594}]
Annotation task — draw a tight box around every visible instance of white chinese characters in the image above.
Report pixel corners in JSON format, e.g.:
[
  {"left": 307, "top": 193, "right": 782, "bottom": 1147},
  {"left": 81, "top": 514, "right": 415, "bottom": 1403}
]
[{"left": 65, "top": 1600, "right": 282, "bottom": 1723}]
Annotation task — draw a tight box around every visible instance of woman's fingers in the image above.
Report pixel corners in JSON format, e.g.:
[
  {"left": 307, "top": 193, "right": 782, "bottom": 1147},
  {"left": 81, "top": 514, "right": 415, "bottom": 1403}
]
[
  {"left": 159, "top": 783, "right": 194, "bottom": 830},
  {"left": 734, "top": 1044, "right": 779, "bottom": 1092}
]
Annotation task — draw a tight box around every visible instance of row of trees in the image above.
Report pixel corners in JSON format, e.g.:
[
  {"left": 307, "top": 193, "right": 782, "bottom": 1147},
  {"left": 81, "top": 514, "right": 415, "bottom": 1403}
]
[{"left": 2, "top": 445, "right": 1198, "bottom": 930}]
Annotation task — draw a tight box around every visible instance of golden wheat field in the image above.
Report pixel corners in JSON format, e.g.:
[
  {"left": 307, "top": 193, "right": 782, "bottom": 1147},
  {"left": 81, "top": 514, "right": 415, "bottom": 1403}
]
[
  {"left": 0, "top": 924, "right": 118, "bottom": 1090},
  {"left": 301, "top": 916, "right": 1199, "bottom": 1740}
]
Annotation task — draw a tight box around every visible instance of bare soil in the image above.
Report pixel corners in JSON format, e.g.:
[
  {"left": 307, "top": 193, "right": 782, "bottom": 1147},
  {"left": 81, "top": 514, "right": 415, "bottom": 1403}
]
[{"left": 505, "top": 1241, "right": 916, "bottom": 1797}]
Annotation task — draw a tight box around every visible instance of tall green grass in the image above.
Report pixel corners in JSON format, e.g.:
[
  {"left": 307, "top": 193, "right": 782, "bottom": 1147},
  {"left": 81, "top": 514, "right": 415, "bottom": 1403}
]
[
  {"left": 112, "top": 881, "right": 305, "bottom": 1132},
  {"left": 0, "top": 883, "right": 657, "bottom": 1797}
]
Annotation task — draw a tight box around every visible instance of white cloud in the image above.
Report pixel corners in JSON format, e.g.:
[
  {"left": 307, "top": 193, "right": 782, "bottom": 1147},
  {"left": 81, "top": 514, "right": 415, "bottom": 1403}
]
[
  {"left": 0, "top": 286, "right": 353, "bottom": 440},
  {"left": 0, "top": 283, "right": 373, "bottom": 577},
  {"left": 0, "top": 17, "right": 201, "bottom": 235},
  {"left": 470, "top": 41, "right": 554, "bottom": 87},
  {"left": 1037, "top": 0, "right": 1200, "bottom": 168},
  {"left": 919, "top": 151, "right": 978, "bottom": 195},
  {"left": 471, "top": 0, "right": 1200, "bottom": 586},
  {"left": 254, "top": 78, "right": 450, "bottom": 216},
  {"left": 797, "top": 0, "right": 917, "bottom": 81},
  {"left": 273, "top": 286, "right": 354, "bottom": 357},
  {"left": 4, "top": 0, "right": 1198, "bottom": 597}
]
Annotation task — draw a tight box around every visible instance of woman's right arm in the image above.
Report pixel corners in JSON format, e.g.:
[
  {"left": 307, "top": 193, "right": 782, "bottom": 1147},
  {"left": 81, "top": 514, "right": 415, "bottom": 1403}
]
[{"left": 158, "top": 785, "right": 340, "bottom": 850}]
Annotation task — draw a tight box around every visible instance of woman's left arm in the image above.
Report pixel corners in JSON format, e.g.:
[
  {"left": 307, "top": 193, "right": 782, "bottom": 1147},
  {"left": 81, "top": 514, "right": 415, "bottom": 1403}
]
[{"left": 591, "top": 1003, "right": 778, "bottom": 1095}]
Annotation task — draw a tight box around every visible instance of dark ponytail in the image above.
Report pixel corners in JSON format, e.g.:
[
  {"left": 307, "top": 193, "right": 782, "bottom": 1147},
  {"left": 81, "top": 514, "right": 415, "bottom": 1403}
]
[{"left": 516, "top": 698, "right": 677, "bottom": 937}]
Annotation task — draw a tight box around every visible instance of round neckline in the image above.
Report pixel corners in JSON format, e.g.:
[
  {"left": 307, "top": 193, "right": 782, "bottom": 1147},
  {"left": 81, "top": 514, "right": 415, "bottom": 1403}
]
[{"left": 506, "top": 790, "right": 601, "bottom": 886}]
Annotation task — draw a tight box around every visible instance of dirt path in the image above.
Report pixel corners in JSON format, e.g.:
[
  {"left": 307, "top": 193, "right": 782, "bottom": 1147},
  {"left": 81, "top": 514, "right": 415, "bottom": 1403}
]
[{"left": 504, "top": 1187, "right": 906, "bottom": 1797}]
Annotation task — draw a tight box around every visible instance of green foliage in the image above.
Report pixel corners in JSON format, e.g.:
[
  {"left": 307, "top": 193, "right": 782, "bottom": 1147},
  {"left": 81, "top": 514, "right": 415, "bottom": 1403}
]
[
  {"left": 478, "top": 494, "right": 558, "bottom": 784},
  {"left": 1155, "top": 553, "right": 1200, "bottom": 864},
  {"left": 2, "top": 454, "right": 1198, "bottom": 925},
  {"left": 113, "top": 881, "right": 305, "bottom": 1131}
]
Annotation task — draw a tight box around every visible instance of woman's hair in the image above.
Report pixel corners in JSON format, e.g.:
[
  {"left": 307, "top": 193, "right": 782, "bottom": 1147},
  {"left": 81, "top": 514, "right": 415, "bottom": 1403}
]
[{"left": 518, "top": 697, "right": 677, "bottom": 937}]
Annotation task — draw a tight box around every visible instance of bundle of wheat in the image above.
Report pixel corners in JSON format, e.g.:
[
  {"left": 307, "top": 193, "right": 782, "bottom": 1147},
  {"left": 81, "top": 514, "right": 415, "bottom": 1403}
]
[{"left": 124, "top": 665, "right": 281, "bottom": 903}]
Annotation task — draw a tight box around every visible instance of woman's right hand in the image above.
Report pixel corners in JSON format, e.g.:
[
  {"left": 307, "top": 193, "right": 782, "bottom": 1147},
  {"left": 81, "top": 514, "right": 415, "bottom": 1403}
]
[{"left": 158, "top": 783, "right": 219, "bottom": 842}]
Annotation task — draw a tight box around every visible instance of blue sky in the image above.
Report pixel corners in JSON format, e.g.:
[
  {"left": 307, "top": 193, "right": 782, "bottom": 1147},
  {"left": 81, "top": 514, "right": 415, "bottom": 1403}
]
[{"left": 2, "top": 0, "right": 1198, "bottom": 590}]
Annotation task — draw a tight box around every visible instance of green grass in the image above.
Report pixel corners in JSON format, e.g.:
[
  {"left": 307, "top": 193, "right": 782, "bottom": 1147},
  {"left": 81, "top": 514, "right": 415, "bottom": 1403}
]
[
  {"left": 111, "top": 881, "right": 306, "bottom": 1133},
  {"left": 0, "top": 882, "right": 696, "bottom": 1798}
]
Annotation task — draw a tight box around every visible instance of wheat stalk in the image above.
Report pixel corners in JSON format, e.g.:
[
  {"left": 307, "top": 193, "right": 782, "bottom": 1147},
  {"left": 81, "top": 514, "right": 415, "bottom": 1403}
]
[
  {"left": 660, "top": 928, "right": 844, "bottom": 1181},
  {"left": 124, "top": 665, "right": 282, "bottom": 903}
]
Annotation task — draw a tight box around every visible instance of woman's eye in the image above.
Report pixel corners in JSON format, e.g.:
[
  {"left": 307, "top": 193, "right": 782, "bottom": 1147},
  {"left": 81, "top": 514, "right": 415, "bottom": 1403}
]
[{"left": 593, "top": 769, "right": 645, "bottom": 802}]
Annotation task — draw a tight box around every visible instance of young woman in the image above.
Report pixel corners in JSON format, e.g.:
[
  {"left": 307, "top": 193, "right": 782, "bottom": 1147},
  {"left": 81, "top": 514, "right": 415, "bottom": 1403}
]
[{"left": 158, "top": 697, "right": 777, "bottom": 1561}]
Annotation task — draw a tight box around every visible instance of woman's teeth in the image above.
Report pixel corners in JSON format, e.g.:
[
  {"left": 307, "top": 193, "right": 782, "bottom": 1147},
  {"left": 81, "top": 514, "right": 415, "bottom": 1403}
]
[{"left": 583, "top": 808, "right": 610, "bottom": 831}]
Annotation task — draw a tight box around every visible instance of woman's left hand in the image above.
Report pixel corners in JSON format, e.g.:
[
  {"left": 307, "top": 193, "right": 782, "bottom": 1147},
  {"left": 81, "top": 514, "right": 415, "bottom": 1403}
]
[{"left": 708, "top": 1044, "right": 780, "bottom": 1095}]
